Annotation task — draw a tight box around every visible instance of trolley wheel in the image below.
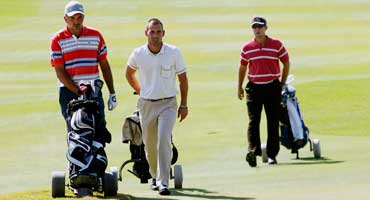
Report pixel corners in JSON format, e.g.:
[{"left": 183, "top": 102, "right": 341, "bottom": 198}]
[
  {"left": 104, "top": 172, "right": 117, "bottom": 197},
  {"left": 51, "top": 171, "right": 65, "bottom": 198},
  {"left": 109, "top": 166, "right": 118, "bottom": 192},
  {"left": 261, "top": 144, "right": 268, "bottom": 163},
  {"left": 312, "top": 139, "right": 321, "bottom": 159},
  {"left": 174, "top": 165, "right": 183, "bottom": 189}
]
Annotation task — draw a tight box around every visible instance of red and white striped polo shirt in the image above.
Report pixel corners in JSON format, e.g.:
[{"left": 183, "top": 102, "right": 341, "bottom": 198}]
[
  {"left": 50, "top": 26, "right": 107, "bottom": 87},
  {"left": 240, "top": 36, "right": 289, "bottom": 84}
]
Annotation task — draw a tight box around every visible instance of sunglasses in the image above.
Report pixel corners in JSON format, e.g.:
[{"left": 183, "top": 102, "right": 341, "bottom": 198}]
[{"left": 252, "top": 24, "right": 265, "bottom": 29}]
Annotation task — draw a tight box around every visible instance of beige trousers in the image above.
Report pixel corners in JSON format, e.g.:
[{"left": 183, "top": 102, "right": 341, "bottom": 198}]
[{"left": 138, "top": 97, "right": 177, "bottom": 187}]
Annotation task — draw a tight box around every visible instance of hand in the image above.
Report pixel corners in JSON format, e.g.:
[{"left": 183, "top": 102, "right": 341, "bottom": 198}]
[
  {"left": 107, "top": 94, "right": 117, "bottom": 110},
  {"left": 73, "top": 87, "right": 82, "bottom": 96},
  {"left": 238, "top": 87, "right": 244, "bottom": 100},
  {"left": 177, "top": 105, "right": 188, "bottom": 122},
  {"left": 281, "top": 83, "right": 287, "bottom": 89}
]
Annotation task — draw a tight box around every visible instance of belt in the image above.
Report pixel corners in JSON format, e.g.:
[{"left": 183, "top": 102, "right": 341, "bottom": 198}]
[
  {"left": 249, "top": 79, "right": 280, "bottom": 86},
  {"left": 142, "top": 96, "right": 174, "bottom": 102}
]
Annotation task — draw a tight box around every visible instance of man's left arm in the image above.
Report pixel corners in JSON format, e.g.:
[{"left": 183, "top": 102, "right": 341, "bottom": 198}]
[
  {"left": 99, "top": 59, "right": 117, "bottom": 110},
  {"left": 277, "top": 41, "right": 290, "bottom": 86},
  {"left": 177, "top": 72, "right": 188, "bottom": 122},
  {"left": 280, "top": 61, "right": 290, "bottom": 86}
]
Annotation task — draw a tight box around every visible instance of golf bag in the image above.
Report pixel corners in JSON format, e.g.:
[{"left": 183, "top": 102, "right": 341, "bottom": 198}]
[
  {"left": 121, "top": 111, "right": 178, "bottom": 183},
  {"left": 66, "top": 80, "right": 109, "bottom": 187},
  {"left": 280, "top": 76, "right": 309, "bottom": 154}
]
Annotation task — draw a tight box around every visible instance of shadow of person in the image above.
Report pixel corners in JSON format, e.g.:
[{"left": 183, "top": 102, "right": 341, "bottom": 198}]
[
  {"left": 107, "top": 193, "right": 178, "bottom": 200},
  {"left": 170, "top": 188, "right": 255, "bottom": 200},
  {"left": 98, "top": 189, "right": 253, "bottom": 200},
  {"left": 279, "top": 157, "right": 345, "bottom": 166}
]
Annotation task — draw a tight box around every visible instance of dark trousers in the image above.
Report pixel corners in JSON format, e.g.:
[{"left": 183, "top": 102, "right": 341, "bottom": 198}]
[{"left": 246, "top": 80, "right": 281, "bottom": 159}]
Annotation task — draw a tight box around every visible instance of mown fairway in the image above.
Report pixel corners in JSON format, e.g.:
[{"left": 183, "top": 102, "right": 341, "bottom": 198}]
[{"left": 0, "top": 0, "right": 369, "bottom": 199}]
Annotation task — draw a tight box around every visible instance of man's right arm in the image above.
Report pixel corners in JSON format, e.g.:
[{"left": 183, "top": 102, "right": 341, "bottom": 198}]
[
  {"left": 125, "top": 65, "right": 140, "bottom": 94},
  {"left": 54, "top": 65, "right": 80, "bottom": 95},
  {"left": 51, "top": 36, "right": 80, "bottom": 95},
  {"left": 238, "top": 64, "right": 247, "bottom": 100}
]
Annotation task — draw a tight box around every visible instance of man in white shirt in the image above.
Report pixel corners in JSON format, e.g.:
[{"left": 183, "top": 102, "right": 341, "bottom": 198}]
[{"left": 125, "top": 18, "right": 189, "bottom": 195}]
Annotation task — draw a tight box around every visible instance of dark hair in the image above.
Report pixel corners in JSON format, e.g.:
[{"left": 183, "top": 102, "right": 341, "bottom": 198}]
[{"left": 147, "top": 18, "right": 164, "bottom": 30}]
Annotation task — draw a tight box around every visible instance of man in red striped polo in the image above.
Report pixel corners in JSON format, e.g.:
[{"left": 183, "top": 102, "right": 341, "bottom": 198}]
[
  {"left": 50, "top": 1, "right": 116, "bottom": 144},
  {"left": 238, "top": 16, "right": 290, "bottom": 167}
]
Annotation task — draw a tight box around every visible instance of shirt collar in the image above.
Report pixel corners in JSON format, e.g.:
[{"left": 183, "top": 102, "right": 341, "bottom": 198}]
[
  {"left": 253, "top": 35, "right": 270, "bottom": 46},
  {"left": 64, "top": 26, "right": 86, "bottom": 37},
  {"left": 145, "top": 43, "right": 165, "bottom": 56}
]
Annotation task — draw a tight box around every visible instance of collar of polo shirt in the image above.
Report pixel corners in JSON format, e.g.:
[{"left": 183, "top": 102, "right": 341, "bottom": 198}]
[{"left": 145, "top": 43, "right": 166, "bottom": 55}]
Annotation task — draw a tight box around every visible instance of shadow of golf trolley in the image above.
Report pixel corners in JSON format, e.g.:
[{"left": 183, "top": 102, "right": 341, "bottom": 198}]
[
  {"left": 261, "top": 75, "right": 322, "bottom": 162},
  {"left": 51, "top": 80, "right": 118, "bottom": 198},
  {"left": 119, "top": 110, "right": 183, "bottom": 189}
]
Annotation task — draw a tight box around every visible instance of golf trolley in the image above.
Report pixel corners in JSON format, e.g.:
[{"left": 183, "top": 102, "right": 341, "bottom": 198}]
[
  {"left": 119, "top": 109, "right": 183, "bottom": 189},
  {"left": 261, "top": 75, "right": 321, "bottom": 161},
  {"left": 51, "top": 80, "right": 118, "bottom": 198}
]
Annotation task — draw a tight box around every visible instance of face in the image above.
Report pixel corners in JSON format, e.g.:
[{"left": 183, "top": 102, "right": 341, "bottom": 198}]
[
  {"left": 252, "top": 24, "right": 267, "bottom": 37},
  {"left": 145, "top": 23, "right": 165, "bottom": 45},
  {"left": 64, "top": 13, "right": 84, "bottom": 34}
]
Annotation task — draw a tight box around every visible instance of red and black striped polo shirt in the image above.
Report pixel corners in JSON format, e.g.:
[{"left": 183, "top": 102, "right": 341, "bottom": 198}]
[{"left": 240, "top": 36, "right": 289, "bottom": 84}]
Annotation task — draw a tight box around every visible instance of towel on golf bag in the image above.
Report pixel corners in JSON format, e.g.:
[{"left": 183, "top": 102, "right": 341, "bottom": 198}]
[
  {"left": 286, "top": 92, "right": 304, "bottom": 140},
  {"left": 280, "top": 82, "right": 309, "bottom": 150},
  {"left": 122, "top": 112, "right": 142, "bottom": 145}
]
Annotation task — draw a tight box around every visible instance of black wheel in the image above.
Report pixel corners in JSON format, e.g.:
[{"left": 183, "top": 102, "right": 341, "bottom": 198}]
[
  {"left": 171, "top": 146, "right": 178, "bottom": 165},
  {"left": 104, "top": 172, "right": 117, "bottom": 197},
  {"left": 140, "top": 177, "right": 149, "bottom": 183},
  {"left": 51, "top": 171, "right": 65, "bottom": 198},
  {"left": 109, "top": 166, "right": 118, "bottom": 192}
]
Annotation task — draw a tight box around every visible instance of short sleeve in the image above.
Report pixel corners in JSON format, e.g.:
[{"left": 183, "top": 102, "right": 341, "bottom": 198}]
[
  {"left": 50, "top": 36, "right": 63, "bottom": 67},
  {"left": 277, "top": 41, "right": 289, "bottom": 63},
  {"left": 175, "top": 48, "right": 186, "bottom": 74},
  {"left": 127, "top": 50, "right": 138, "bottom": 70},
  {"left": 240, "top": 46, "right": 249, "bottom": 66},
  {"left": 97, "top": 32, "right": 107, "bottom": 61}
]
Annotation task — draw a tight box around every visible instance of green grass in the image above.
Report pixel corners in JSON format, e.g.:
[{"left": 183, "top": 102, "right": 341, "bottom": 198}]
[{"left": 0, "top": 0, "right": 370, "bottom": 199}]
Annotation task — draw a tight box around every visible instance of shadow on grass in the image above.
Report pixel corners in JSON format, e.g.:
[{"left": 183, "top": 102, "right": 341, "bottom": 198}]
[
  {"left": 170, "top": 188, "right": 254, "bottom": 200},
  {"left": 49, "top": 193, "right": 176, "bottom": 200},
  {"left": 110, "top": 188, "right": 254, "bottom": 200},
  {"left": 113, "top": 193, "right": 178, "bottom": 200},
  {"left": 279, "top": 157, "right": 344, "bottom": 166}
]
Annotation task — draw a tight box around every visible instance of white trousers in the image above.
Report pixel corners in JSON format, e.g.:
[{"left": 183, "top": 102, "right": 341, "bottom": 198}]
[{"left": 138, "top": 97, "right": 177, "bottom": 187}]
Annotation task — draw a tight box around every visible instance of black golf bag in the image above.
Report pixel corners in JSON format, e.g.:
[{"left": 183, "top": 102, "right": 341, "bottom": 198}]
[
  {"left": 66, "top": 80, "right": 110, "bottom": 188},
  {"left": 279, "top": 80, "right": 310, "bottom": 157}
]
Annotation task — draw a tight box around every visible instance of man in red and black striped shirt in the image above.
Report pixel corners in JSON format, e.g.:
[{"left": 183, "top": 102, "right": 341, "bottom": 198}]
[{"left": 238, "top": 16, "right": 290, "bottom": 167}]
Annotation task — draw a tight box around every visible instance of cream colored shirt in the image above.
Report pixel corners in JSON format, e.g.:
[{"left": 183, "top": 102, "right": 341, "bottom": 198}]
[{"left": 127, "top": 43, "right": 187, "bottom": 99}]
